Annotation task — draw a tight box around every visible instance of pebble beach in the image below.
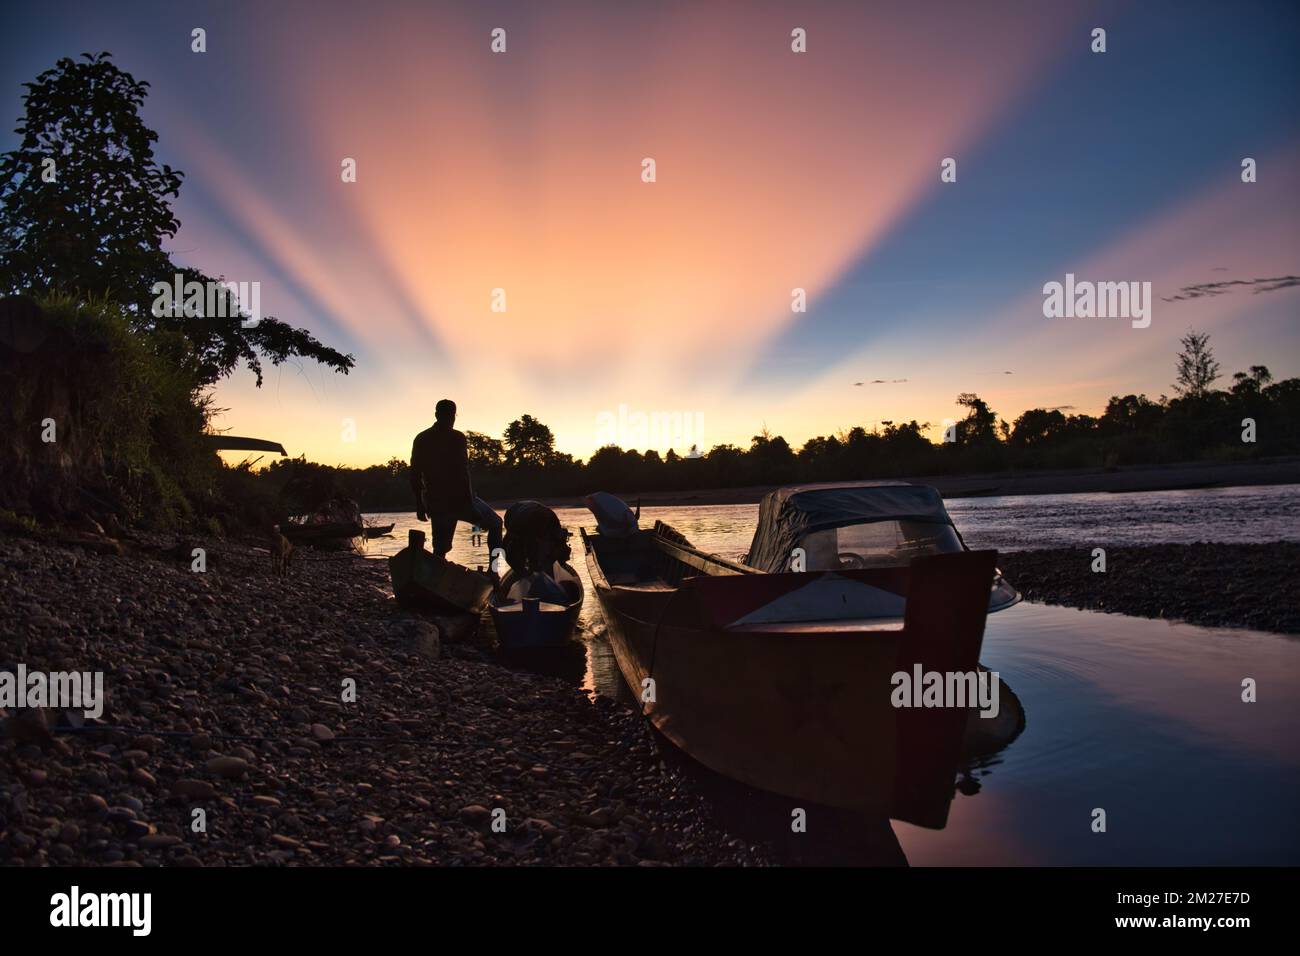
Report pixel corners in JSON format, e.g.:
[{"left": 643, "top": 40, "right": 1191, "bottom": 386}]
[{"left": 0, "top": 531, "right": 774, "bottom": 866}]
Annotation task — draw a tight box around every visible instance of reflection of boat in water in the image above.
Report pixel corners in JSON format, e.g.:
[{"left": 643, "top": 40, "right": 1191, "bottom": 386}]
[
  {"left": 388, "top": 530, "right": 492, "bottom": 615},
  {"left": 583, "top": 482, "right": 1024, "bottom": 827},
  {"left": 490, "top": 561, "right": 584, "bottom": 649},
  {"left": 961, "top": 666, "right": 1025, "bottom": 764}
]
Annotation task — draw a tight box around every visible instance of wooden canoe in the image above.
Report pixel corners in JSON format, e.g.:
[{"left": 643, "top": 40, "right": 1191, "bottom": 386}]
[
  {"left": 389, "top": 533, "right": 492, "bottom": 615},
  {"left": 281, "top": 521, "right": 363, "bottom": 548},
  {"left": 582, "top": 523, "right": 998, "bottom": 827},
  {"left": 364, "top": 522, "right": 396, "bottom": 538}
]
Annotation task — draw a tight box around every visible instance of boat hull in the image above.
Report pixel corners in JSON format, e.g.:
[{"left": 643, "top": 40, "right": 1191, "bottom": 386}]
[
  {"left": 584, "top": 532, "right": 997, "bottom": 825},
  {"left": 489, "top": 598, "right": 583, "bottom": 649},
  {"left": 389, "top": 546, "right": 492, "bottom": 615},
  {"left": 596, "top": 591, "right": 903, "bottom": 816}
]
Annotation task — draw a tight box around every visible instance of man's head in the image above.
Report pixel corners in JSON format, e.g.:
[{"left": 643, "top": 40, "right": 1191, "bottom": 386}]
[{"left": 434, "top": 399, "right": 456, "bottom": 427}]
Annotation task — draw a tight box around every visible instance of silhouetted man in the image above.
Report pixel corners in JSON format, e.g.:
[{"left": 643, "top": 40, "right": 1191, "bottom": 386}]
[{"left": 410, "top": 399, "right": 503, "bottom": 561}]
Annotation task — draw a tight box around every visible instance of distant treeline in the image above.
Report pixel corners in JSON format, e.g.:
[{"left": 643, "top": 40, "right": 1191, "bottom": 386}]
[{"left": 248, "top": 337, "right": 1300, "bottom": 513}]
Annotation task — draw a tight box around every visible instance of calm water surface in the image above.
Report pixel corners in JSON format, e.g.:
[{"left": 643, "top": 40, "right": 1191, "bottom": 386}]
[{"left": 363, "top": 484, "right": 1300, "bottom": 865}]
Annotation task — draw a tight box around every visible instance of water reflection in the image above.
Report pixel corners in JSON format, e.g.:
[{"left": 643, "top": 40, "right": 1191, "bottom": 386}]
[{"left": 896, "top": 602, "right": 1300, "bottom": 865}]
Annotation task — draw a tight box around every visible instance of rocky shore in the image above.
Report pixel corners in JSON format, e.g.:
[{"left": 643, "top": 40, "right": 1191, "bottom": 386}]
[
  {"left": 0, "top": 531, "right": 775, "bottom": 866},
  {"left": 998, "top": 542, "right": 1300, "bottom": 634}
]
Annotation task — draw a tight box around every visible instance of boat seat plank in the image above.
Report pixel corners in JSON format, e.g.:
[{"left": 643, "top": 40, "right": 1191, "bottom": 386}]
[
  {"left": 650, "top": 534, "right": 757, "bottom": 577},
  {"left": 613, "top": 580, "right": 677, "bottom": 591}
]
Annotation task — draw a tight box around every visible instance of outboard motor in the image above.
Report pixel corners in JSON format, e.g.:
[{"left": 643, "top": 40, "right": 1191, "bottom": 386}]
[
  {"left": 584, "top": 492, "right": 639, "bottom": 537},
  {"left": 502, "top": 500, "right": 572, "bottom": 575}
]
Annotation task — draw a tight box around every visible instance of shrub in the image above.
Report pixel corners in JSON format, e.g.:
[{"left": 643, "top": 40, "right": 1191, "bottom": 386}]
[{"left": 0, "top": 294, "right": 218, "bottom": 527}]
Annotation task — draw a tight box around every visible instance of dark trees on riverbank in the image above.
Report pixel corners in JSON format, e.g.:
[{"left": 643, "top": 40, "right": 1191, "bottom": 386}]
[
  {"left": 0, "top": 54, "right": 355, "bottom": 529},
  {"left": 263, "top": 352, "right": 1299, "bottom": 514}
]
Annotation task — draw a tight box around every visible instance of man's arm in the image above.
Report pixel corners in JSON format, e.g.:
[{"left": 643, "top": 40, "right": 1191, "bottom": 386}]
[
  {"left": 410, "top": 436, "right": 427, "bottom": 521},
  {"left": 458, "top": 432, "right": 475, "bottom": 501}
]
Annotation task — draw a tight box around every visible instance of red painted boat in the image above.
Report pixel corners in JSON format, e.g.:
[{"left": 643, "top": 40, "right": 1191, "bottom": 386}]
[{"left": 582, "top": 482, "right": 1016, "bottom": 826}]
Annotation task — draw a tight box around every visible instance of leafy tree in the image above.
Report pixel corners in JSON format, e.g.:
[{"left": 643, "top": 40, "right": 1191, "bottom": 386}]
[
  {"left": 748, "top": 430, "right": 796, "bottom": 481},
  {"left": 880, "top": 420, "right": 929, "bottom": 446},
  {"left": 955, "top": 393, "right": 999, "bottom": 446},
  {"left": 465, "top": 430, "right": 505, "bottom": 467},
  {"left": 703, "top": 443, "right": 745, "bottom": 483},
  {"left": 798, "top": 434, "right": 840, "bottom": 460},
  {"left": 0, "top": 52, "right": 353, "bottom": 386},
  {"left": 1063, "top": 413, "right": 1099, "bottom": 436},
  {"left": 1101, "top": 394, "right": 1162, "bottom": 433},
  {"left": 1010, "top": 408, "right": 1068, "bottom": 447},
  {"left": 503, "top": 414, "right": 556, "bottom": 467},
  {"left": 797, "top": 434, "right": 843, "bottom": 479},
  {"left": 585, "top": 444, "right": 636, "bottom": 489},
  {"left": 1231, "top": 365, "right": 1273, "bottom": 397},
  {"left": 1173, "top": 329, "right": 1220, "bottom": 398}
]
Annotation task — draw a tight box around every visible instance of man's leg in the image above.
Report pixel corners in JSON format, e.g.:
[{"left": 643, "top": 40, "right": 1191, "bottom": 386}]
[
  {"left": 429, "top": 515, "right": 457, "bottom": 557},
  {"left": 470, "top": 498, "right": 503, "bottom": 553}
]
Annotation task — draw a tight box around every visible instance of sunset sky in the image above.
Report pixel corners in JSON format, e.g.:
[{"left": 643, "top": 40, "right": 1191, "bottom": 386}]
[{"left": 3, "top": 0, "right": 1298, "bottom": 467}]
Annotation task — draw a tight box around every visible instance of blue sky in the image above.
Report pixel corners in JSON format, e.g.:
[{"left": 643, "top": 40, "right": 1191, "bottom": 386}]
[{"left": 2, "top": 1, "right": 1297, "bottom": 462}]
